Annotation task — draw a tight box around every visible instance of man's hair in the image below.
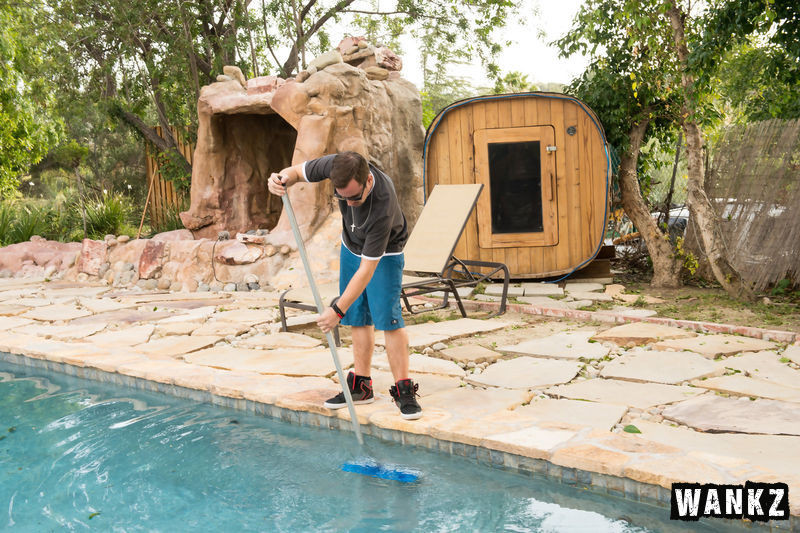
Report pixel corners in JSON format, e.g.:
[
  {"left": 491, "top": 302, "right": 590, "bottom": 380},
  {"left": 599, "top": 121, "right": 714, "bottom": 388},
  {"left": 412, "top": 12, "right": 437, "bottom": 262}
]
[{"left": 330, "top": 151, "right": 368, "bottom": 189}]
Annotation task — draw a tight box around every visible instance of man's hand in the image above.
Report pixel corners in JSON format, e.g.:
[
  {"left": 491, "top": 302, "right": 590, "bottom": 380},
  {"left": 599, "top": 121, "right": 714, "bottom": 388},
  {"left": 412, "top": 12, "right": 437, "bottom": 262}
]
[
  {"left": 268, "top": 173, "right": 289, "bottom": 197},
  {"left": 317, "top": 307, "right": 341, "bottom": 333}
]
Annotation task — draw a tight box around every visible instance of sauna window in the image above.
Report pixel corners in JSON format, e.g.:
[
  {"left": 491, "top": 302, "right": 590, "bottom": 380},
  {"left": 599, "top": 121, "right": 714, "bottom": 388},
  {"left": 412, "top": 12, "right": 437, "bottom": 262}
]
[{"left": 487, "top": 141, "right": 543, "bottom": 234}]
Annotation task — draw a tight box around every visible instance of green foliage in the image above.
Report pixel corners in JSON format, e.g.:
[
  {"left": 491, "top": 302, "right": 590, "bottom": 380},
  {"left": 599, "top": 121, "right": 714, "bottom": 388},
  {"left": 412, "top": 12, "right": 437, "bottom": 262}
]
[
  {"left": 149, "top": 204, "right": 187, "bottom": 235},
  {"left": 693, "top": 0, "right": 800, "bottom": 120},
  {"left": 492, "top": 71, "right": 538, "bottom": 94},
  {"left": 0, "top": 204, "right": 50, "bottom": 245},
  {"left": 0, "top": 2, "right": 62, "bottom": 197},
  {"left": 0, "top": 191, "right": 137, "bottom": 245},
  {"left": 83, "top": 192, "right": 135, "bottom": 240},
  {"left": 154, "top": 150, "right": 192, "bottom": 193},
  {"left": 771, "top": 279, "right": 793, "bottom": 297},
  {"left": 623, "top": 424, "right": 642, "bottom": 434}
]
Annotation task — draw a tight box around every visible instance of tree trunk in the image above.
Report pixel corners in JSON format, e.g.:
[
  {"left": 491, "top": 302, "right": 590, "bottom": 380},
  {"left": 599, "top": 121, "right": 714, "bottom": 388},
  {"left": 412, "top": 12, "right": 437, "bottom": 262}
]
[
  {"left": 666, "top": 3, "right": 753, "bottom": 299},
  {"left": 619, "top": 118, "right": 683, "bottom": 288},
  {"left": 117, "top": 109, "right": 192, "bottom": 176}
]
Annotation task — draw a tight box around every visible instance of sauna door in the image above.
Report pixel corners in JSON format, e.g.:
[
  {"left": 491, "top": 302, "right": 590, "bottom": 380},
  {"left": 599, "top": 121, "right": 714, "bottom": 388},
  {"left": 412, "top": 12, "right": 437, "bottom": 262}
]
[{"left": 474, "top": 126, "right": 558, "bottom": 248}]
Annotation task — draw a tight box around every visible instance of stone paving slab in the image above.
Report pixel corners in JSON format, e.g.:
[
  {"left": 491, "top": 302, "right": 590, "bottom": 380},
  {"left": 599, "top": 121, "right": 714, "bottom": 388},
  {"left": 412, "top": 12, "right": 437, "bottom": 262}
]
[
  {"left": 113, "top": 291, "right": 234, "bottom": 304},
  {"left": 599, "top": 348, "right": 721, "bottom": 384},
  {"left": 157, "top": 306, "right": 216, "bottom": 324},
  {"left": 153, "top": 298, "right": 232, "bottom": 310},
  {"left": 514, "top": 399, "right": 627, "bottom": 431},
  {"left": 498, "top": 331, "right": 609, "bottom": 360},
  {"left": 466, "top": 357, "right": 581, "bottom": 389},
  {"left": 237, "top": 332, "right": 322, "bottom": 350},
  {"left": 21, "top": 304, "right": 92, "bottom": 321},
  {"left": 420, "top": 387, "right": 530, "bottom": 419},
  {"left": 0, "top": 289, "right": 41, "bottom": 302},
  {"left": 77, "top": 297, "right": 134, "bottom": 313},
  {"left": 565, "top": 282, "right": 604, "bottom": 293},
  {"left": 11, "top": 297, "right": 75, "bottom": 307},
  {"left": 515, "top": 296, "right": 570, "bottom": 308},
  {"left": 784, "top": 342, "right": 800, "bottom": 365},
  {"left": 133, "top": 335, "right": 222, "bottom": 358},
  {"left": 375, "top": 317, "right": 517, "bottom": 348},
  {"left": 209, "top": 308, "right": 277, "bottom": 325},
  {"left": 13, "top": 322, "right": 107, "bottom": 341},
  {"left": 521, "top": 282, "right": 564, "bottom": 296},
  {"left": 0, "top": 289, "right": 39, "bottom": 303},
  {"left": 185, "top": 345, "right": 353, "bottom": 377},
  {"left": 597, "top": 307, "right": 658, "bottom": 318},
  {"left": 546, "top": 379, "right": 705, "bottom": 409},
  {"left": 0, "top": 304, "right": 30, "bottom": 316},
  {"left": 662, "top": 394, "right": 800, "bottom": 436},
  {"left": 88, "top": 324, "right": 156, "bottom": 346},
  {"left": 483, "top": 426, "right": 579, "bottom": 459},
  {"left": 367, "top": 369, "right": 462, "bottom": 398},
  {"left": 68, "top": 309, "right": 175, "bottom": 325},
  {"left": 439, "top": 344, "right": 502, "bottom": 364},
  {"left": 566, "top": 291, "right": 613, "bottom": 302},
  {"left": 485, "top": 284, "right": 523, "bottom": 297},
  {"left": 46, "top": 287, "right": 109, "bottom": 298},
  {"left": 691, "top": 375, "right": 800, "bottom": 403},
  {"left": 627, "top": 419, "right": 800, "bottom": 480},
  {"left": 720, "top": 350, "right": 800, "bottom": 390},
  {"left": 591, "top": 323, "right": 697, "bottom": 346},
  {"left": 0, "top": 316, "right": 36, "bottom": 331},
  {"left": 154, "top": 322, "right": 199, "bottom": 336},
  {"left": 190, "top": 321, "right": 250, "bottom": 337},
  {"left": 653, "top": 333, "right": 777, "bottom": 358},
  {"left": 372, "top": 352, "right": 465, "bottom": 377}
]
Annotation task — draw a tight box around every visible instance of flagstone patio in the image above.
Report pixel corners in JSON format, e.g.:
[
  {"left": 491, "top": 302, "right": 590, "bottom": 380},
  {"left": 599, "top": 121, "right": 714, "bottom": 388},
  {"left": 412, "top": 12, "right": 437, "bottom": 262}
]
[{"left": 1, "top": 278, "right": 799, "bottom": 521}]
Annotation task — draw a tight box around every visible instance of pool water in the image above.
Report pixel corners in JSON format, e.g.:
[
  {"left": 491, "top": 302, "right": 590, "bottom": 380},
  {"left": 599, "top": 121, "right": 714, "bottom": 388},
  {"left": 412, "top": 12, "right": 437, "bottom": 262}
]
[{"left": 0, "top": 358, "right": 728, "bottom": 532}]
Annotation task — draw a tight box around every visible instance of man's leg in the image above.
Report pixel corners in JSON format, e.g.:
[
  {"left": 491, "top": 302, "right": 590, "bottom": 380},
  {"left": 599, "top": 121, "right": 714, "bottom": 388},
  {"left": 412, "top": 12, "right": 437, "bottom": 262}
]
[
  {"left": 351, "top": 325, "right": 375, "bottom": 375},
  {"left": 383, "top": 327, "right": 409, "bottom": 382},
  {"left": 324, "top": 246, "right": 374, "bottom": 409}
]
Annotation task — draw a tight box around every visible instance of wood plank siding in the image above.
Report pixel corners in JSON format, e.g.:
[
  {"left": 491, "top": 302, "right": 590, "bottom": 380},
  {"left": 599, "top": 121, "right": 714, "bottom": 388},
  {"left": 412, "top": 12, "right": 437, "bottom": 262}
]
[{"left": 423, "top": 93, "right": 610, "bottom": 278}]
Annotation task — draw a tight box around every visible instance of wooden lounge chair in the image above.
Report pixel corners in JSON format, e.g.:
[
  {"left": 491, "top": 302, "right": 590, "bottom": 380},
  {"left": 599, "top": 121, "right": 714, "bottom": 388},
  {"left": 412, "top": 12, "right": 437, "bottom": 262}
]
[
  {"left": 400, "top": 184, "right": 509, "bottom": 318},
  {"left": 278, "top": 184, "right": 509, "bottom": 334}
]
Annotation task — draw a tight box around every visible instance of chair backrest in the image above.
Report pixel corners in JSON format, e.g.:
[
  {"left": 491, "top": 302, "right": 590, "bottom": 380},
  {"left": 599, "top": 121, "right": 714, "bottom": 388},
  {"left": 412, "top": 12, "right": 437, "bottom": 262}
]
[{"left": 403, "top": 184, "right": 484, "bottom": 276}]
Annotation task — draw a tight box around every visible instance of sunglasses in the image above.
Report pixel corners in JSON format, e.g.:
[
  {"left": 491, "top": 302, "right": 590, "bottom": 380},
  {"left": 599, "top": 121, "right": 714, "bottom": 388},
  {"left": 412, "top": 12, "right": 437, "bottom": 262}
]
[{"left": 333, "top": 176, "right": 370, "bottom": 202}]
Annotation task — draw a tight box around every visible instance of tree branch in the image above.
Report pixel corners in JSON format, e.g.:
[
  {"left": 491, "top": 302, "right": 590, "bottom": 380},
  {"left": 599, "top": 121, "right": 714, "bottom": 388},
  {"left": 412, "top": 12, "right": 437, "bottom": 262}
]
[{"left": 281, "top": 0, "right": 358, "bottom": 75}]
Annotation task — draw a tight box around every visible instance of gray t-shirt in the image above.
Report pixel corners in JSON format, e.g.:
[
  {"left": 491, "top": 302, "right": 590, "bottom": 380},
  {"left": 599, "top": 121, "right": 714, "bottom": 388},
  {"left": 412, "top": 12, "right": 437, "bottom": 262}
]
[{"left": 303, "top": 155, "right": 408, "bottom": 259}]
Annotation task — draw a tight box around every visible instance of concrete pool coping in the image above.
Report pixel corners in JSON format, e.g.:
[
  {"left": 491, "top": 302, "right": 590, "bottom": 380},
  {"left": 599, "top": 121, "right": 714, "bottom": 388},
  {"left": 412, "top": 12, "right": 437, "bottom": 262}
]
[{"left": 1, "top": 280, "right": 799, "bottom": 530}]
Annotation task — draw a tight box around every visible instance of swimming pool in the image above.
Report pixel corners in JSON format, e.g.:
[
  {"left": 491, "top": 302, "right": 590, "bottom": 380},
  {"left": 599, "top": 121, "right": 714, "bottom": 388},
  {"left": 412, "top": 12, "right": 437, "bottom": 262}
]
[{"left": 0, "top": 357, "right": 736, "bottom": 531}]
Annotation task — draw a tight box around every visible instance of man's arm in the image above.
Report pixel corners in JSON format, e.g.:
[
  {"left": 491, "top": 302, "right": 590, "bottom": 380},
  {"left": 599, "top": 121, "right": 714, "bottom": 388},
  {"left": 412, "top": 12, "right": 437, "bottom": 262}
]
[
  {"left": 317, "top": 257, "right": 379, "bottom": 333},
  {"left": 267, "top": 163, "right": 305, "bottom": 196}
]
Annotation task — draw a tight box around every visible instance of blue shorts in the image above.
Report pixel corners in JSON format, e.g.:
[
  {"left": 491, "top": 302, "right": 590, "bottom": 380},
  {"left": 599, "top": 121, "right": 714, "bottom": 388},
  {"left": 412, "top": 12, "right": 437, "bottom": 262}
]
[{"left": 339, "top": 245, "right": 405, "bottom": 331}]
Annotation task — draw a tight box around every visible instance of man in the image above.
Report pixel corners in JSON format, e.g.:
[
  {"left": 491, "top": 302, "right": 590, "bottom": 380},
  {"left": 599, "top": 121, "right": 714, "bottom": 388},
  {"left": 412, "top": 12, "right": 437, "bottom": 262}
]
[{"left": 268, "top": 151, "right": 422, "bottom": 420}]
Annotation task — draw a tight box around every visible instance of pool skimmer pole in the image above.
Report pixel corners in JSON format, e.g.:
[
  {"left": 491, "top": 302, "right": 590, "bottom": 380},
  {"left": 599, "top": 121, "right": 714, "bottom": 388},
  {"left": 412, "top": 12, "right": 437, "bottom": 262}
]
[{"left": 281, "top": 192, "right": 420, "bottom": 483}]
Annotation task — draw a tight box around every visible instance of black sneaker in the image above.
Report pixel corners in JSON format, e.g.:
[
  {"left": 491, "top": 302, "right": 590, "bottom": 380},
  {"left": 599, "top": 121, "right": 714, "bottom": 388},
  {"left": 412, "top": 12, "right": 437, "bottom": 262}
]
[
  {"left": 324, "top": 371, "right": 374, "bottom": 409},
  {"left": 389, "top": 379, "right": 422, "bottom": 420}
]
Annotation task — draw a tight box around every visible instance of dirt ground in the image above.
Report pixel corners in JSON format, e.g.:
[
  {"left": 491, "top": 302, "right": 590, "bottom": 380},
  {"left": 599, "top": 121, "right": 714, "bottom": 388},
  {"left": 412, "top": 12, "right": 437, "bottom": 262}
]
[{"left": 608, "top": 271, "right": 800, "bottom": 335}]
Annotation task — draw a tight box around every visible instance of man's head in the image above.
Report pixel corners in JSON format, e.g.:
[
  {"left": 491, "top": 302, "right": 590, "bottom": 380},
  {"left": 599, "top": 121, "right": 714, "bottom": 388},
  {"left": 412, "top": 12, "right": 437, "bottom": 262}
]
[
  {"left": 331, "top": 151, "right": 371, "bottom": 205},
  {"left": 331, "top": 151, "right": 368, "bottom": 188}
]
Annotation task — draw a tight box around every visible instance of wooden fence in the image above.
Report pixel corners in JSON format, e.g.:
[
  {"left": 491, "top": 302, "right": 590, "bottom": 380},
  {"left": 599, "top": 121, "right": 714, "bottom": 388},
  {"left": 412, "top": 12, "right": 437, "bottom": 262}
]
[{"left": 143, "top": 126, "right": 193, "bottom": 231}]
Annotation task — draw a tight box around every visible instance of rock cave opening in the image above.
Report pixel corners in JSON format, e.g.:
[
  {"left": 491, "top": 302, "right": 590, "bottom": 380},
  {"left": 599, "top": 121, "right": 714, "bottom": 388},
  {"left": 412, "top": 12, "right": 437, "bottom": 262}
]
[{"left": 215, "top": 111, "right": 297, "bottom": 232}]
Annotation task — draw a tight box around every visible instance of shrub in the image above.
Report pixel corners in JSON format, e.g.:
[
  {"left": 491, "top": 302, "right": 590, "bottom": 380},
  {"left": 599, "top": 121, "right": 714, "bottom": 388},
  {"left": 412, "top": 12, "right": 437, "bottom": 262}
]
[{"left": 83, "top": 192, "right": 134, "bottom": 239}]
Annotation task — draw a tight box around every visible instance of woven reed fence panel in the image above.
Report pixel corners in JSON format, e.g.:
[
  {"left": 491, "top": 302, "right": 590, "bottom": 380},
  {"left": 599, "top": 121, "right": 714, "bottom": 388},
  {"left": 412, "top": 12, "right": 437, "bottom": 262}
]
[
  {"left": 705, "top": 118, "right": 800, "bottom": 290},
  {"left": 144, "top": 127, "right": 192, "bottom": 228}
]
